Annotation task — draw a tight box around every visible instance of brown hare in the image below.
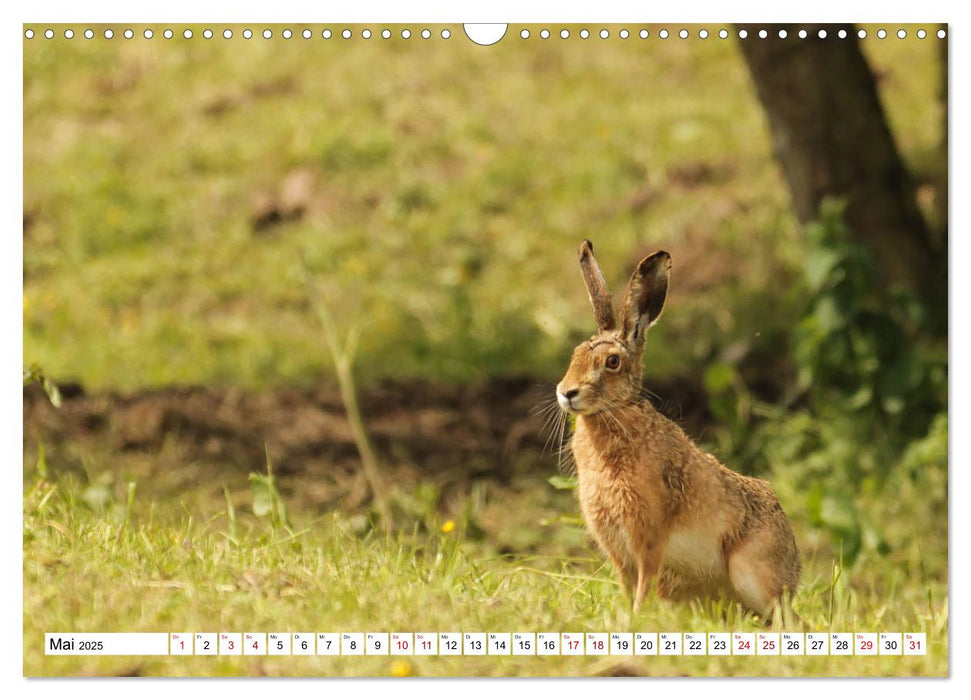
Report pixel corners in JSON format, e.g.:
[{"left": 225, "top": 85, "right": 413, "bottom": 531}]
[{"left": 555, "top": 240, "right": 800, "bottom": 620}]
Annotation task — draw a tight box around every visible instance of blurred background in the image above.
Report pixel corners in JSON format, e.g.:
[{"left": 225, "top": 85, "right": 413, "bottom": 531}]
[{"left": 23, "top": 23, "right": 947, "bottom": 674}]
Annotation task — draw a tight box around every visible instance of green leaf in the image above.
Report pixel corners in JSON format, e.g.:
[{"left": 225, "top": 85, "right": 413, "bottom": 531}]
[
  {"left": 813, "top": 296, "right": 845, "bottom": 333},
  {"left": 547, "top": 475, "right": 577, "bottom": 491},
  {"left": 81, "top": 484, "right": 111, "bottom": 511},
  {"left": 23, "top": 364, "right": 62, "bottom": 408},
  {"left": 703, "top": 363, "right": 736, "bottom": 394},
  {"left": 819, "top": 494, "right": 858, "bottom": 535},
  {"left": 251, "top": 481, "right": 273, "bottom": 518},
  {"left": 804, "top": 248, "right": 841, "bottom": 291}
]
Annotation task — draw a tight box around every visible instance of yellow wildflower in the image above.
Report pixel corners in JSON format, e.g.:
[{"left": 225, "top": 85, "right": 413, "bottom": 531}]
[
  {"left": 390, "top": 660, "right": 412, "bottom": 677},
  {"left": 441, "top": 519, "right": 455, "bottom": 534}
]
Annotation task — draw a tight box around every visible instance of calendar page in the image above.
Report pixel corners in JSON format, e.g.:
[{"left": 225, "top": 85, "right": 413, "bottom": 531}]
[{"left": 22, "top": 18, "right": 949, "bottom": 678}]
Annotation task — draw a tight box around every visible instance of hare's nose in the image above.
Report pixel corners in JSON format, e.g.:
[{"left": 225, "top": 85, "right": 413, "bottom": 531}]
[{"left": 562, "top": 388, "right": 580, "bottom": 400}]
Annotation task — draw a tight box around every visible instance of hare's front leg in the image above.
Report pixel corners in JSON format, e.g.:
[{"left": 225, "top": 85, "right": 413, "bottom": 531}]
[
  {"left": 631, "top": 536, "right": 666, "bottom": 614},
  {"left": 606, "top": 551, "right": 636, "bottom": 601},
  {"left": 587, "top": 526, "right": 636, "bottom": 600}
]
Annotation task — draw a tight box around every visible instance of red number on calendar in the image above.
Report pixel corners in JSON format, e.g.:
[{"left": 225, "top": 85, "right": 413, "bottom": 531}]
[
  {"left": 179, "top": 641, "right": 184, "bottom": 649},
  {"left": 739, "top": 640, "right": 751, "bottom": 651},
  {"left": 228, "top": 641, "right": 234, "bottom": 650},
  {"left": 763, "top": 640, "right": 775, "bottom": 650},
  {"left": 592, "top": 640, "right": 604, "bottom": 651},
  {"left": 909, "top": 640, "right": 922, "bottom": 651},
  {"left": 397, "top": 640, "right": 409, "bottom": 651},
  {"left": 568, "top": 640, "right": 578, "bottom": 650},
  {"left": 421, "top": 640, "right": 431, "bottom": 650},
  {"left": 861, "top": 640, "right": 873, "bottom": 651}
]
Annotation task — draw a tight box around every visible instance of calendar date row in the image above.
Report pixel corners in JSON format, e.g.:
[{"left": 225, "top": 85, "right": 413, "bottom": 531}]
[{"left": 47, "top": 632, "right": 927, "bottom": 656}]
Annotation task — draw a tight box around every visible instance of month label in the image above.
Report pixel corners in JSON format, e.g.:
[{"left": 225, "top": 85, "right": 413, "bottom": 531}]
[{"left": 45, "top": 633, "right": 168, "bottom": 656}]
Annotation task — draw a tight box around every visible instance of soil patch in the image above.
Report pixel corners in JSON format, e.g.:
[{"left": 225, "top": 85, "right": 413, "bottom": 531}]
[{"left": 23, "top": 377, "right": 712, "bottom": 508}]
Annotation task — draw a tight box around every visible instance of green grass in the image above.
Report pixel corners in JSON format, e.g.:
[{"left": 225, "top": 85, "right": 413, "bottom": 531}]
[
  {"left": 23, "top": 24, "right": 948, "bottom": 678},
  {"left": 23, "top": 23, "right": 944, "bottom": 391},
  {"left": 23, "top": 449, "right": 947, "bottom": 677}
]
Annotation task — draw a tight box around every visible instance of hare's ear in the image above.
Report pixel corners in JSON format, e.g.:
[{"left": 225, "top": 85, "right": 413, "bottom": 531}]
[
  {"left": 578, "top": 240, "right": 617, "bottom": 331},
  {"left": 620, "top": 251, "right": 671, "bottom": 351}
]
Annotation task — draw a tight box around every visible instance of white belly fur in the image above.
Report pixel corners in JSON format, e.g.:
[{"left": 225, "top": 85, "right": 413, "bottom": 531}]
[{"left": 662, "top": 527, "right": 726, "bottom": 579}]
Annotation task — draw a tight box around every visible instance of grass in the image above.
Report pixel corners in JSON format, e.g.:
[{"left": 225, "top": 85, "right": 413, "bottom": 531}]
[
  {"left": 22, "top": 23, "right": 948, "bottom": 678},
  {"left": 23, "top": 445, "right": 947, "bottom": 677},
  {"left": 22, "top": 23, "right": 944, "bottom": 391}
]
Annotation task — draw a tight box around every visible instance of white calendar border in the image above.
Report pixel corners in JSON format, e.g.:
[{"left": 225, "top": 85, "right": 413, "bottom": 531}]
[{"left": 9, "top": 1, "right": 963, "bottom": 699}]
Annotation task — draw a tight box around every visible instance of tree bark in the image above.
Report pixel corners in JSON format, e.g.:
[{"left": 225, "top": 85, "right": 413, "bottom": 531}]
[{"left": 736, "top": 24, "right": 933, "bottom": 292}]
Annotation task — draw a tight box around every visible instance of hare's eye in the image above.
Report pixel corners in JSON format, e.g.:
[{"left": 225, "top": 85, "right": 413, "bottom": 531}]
[{"left": 605, "top": 354, "right": 621, "bottom": 370}]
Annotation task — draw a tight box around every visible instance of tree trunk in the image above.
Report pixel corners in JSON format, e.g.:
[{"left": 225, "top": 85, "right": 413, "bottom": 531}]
[{"left": 736, "top": 24, "right": 933, "bottom": 292}]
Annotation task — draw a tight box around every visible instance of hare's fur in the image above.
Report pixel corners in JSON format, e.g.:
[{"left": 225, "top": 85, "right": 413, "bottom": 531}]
[{"left": 557, "top": 241, "right": 800, "bottom": 618}]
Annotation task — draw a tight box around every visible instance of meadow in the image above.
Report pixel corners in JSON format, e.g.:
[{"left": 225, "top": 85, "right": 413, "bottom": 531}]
[{"left": 23, "top": 24, "right": 947, "bottom": 676}]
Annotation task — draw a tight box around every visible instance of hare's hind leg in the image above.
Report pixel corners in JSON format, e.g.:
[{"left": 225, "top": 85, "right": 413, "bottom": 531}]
[{"left": 726, "top": 524, "right": 796, "bottom": 621}]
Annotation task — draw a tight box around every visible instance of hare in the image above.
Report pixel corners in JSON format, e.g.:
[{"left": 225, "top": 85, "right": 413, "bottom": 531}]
[{"left": 555, "top": 240, "right": 800, "bottom": 620}]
